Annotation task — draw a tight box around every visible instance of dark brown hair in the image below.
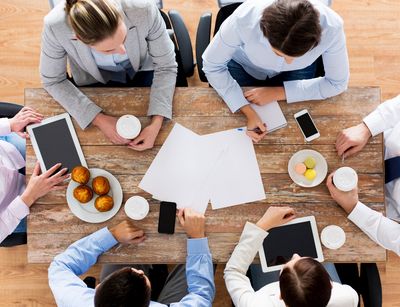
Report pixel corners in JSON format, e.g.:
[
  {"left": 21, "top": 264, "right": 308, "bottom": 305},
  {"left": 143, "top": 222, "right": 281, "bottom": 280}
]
[
  {"left": 279, "top": 258, "right": 332, "bottom": 307},
  {"left": 94, "top": 267, "right": 151, "bottom": 307},
  {"left": 65, "top": 0, "right": 121, "bottom": 45},
  {"left": 260, "top": 0, "right": 322, "bottom": 57}
]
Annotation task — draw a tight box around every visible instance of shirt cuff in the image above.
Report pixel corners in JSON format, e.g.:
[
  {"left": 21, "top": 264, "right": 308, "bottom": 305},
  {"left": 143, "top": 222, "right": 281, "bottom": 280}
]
[
  {"left": 243, "top": 221, "right": 269, "bottom": 238},
  {"left": 363, "top": 110, "right": 384, "bottom": 137},
  {"left": 283, "top": 81, "right": 303, "bottom": 103},
  {"left": 8, "top": 196, "right": 30, "bottom": 220},
  {"left": 99, "top": 227, "right": 119, "bottom": 251},
  {"left": 348, "top": 201, "right": 375, "bottom": 226},
  {"left": 187, "top": 237, "right": 210, "bottom": 255},
  {"left": 0, "top": 118, "right": 11, "bottom": 136}
]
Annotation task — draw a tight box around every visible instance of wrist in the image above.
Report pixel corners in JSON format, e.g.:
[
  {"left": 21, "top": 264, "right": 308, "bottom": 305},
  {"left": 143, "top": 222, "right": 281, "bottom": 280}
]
[
  {"left": 92, "top": 112, "right": 105, "bottom": 127},
  {"left": 240, "top": 104, "right": 255, "bottom": 118},
  {"left": 21, "top": 190, "right": 36, "bottom": 207},
  {"left": 275, "top": 86, "right": 286, "bottom": 101},
  {"left": 188, "top": 231, "right": 206, "bottom": 239},
  {"left": 360, "top": 122, "right": 372, "bottom": 138},
  {"left": 150, "top": 115, "right": 163, "bottom": 129},
  {"left": 256, "top": 220, "right": 272, "bottom": 231}
]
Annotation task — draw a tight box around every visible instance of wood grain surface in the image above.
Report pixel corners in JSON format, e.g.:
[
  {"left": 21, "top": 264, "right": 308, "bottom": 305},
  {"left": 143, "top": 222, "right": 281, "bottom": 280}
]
[{"left": 25, "top": 87, "right": 386, "bottom": 263}]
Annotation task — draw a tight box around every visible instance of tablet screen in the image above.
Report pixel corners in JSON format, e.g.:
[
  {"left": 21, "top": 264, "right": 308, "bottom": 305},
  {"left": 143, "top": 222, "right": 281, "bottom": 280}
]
[
  {"left": 31, "top": 118, "right": 83, "bottom": 173},
  {"left": 262, "top": 221, "right": 318, "bottom": 266}
]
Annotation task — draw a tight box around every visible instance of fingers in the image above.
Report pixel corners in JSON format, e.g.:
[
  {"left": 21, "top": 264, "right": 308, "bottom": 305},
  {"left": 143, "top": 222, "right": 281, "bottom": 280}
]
[
  {"left": 43, "top": 163, "right": 62, "bottom": 178},
  {"left": 177, "top": 208, "right": 185, "bottom": 226},
  {"left": 32, "top": 161, "right": 41, "bottom": 176},
  {"left": 246, "top": 131, "right": 266, "bottom": 143},
  {"left": 129, "top": 235, "right": 146, "bottom": 244},
  {"left": 128, "top": 143, "right": 148, "bottom": 151},
  {"left": 16, "top": 132, "right": 28, "bottom": 138},
  {"left": 343, "top": 146, "right": 361, "bottom": 159}
]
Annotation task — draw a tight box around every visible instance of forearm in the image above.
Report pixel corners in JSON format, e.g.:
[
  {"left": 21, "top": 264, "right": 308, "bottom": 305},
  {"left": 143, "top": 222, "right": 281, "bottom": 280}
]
[
  {"left": 184, "top": 238, "right": 215, "bottom": 304},
  {"left": 43, "top": 79, "right": 102, "bottom": 129},
  {"left": 0, "top": 118, "right": 11, "bottom": 136},
  {"left": 348, "top": 202, "right": 400, "bottom": 255},
  {"left": 0, "top": 196, "right": 29, "bottom": 243},
  {"left": 363, "top": 94, "right": 400, "bottom": 136},
  {"left": 224, "top": 222, "right": 268, "bottom": 305}
]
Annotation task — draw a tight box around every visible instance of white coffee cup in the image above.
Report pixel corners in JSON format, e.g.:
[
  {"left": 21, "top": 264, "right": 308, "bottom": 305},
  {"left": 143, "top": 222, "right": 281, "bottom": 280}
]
[
  {"left": 124, "top": 196, "right": 149, "bottom": 220},
  {"left": 116, "top": 115, "right": 141, "bottom": 139},
  {"left": 333, "top": 167, "right": 358, "bottom": 192},
  {"left": 321, "top": 225, "right": 346, "bottom": 250}
]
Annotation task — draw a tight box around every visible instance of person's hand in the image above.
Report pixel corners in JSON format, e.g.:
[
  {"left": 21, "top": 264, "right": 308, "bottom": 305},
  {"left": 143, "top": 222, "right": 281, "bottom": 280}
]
[
  {"left": 21, "top": 162, "right": 69, "bottom": 207},
  {"left": 326, "top": 172, "right": 359, "bottom": 214},
  {"left": 9, "top": 107, "right": 43, "bottom": 138},
  {"left": 109, "top": 220, "right": 146, "bottom": 245},
  {"left": 92, "top": 113, "right": 130, "bottom": 145},
  {"left": 256, "top": 206, "right": 296, "bottom": 231},
  {"left": 244, "top": 87, "right": 286, "bottom": 106},
  {"left": 336, "top": 123, "right": 372, "bottom": 158},
  {"left": 241, "top": 105, "right": 267, "bottom": 143},
  {"left": 128, "top": 116, "right": 163, "bottom": 151},
  {"left": 177, "top": 208, "right": 206, "bottom": 239}
]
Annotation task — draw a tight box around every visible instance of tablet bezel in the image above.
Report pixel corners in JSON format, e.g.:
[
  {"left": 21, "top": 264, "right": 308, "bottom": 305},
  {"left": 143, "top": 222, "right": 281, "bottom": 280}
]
[
  {"left": 27, "top": 113, "right": 87, "bottom": 173},
  {"left": 258, "top": 216, "right": 324, "bottom": 272}
]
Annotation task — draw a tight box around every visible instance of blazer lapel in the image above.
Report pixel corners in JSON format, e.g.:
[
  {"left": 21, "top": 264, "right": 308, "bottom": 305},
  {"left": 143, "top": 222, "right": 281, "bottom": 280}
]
[
  {"left": 70, "top": 37, "right": 106, "bottom": 83},
  {"left": 122, "top": 11, "right": 141, "bottom": 72}
]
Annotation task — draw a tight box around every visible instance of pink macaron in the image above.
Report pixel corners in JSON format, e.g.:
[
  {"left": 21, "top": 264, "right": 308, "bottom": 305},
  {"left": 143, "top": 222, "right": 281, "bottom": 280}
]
[{"left": 295, "top": 162, "right": 307, "bottom": 175}]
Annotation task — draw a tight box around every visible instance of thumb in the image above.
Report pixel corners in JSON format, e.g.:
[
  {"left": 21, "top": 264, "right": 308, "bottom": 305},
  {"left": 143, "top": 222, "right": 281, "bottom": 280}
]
[
  {"left": 258, "top": 122, "right": 267, "bottom": 132},
  {"left": 16, "top": 132, "right": 28, "bottom": 139},
  {"left": 343, "top": 146, "right": 361, "bottom": 158},
  {"left": 177, "top": 209, "right": 185, "bottom": 226}
]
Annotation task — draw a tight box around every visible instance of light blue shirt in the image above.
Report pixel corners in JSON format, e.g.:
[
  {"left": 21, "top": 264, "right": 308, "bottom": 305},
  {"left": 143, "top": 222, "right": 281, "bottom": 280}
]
[
  {"left": 48, "top": 227, "right": 215, "bottom": 307},
  {"left": 202, "top": 0, "right": 350, "bottom": 113},
  {"left": 91, "top": 49, "right": 135, "bottom": 83}
]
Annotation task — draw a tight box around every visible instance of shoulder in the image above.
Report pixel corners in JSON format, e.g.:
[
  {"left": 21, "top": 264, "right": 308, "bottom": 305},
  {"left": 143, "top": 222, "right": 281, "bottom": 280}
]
[
  {"left": 120, "top": 0, "right": 156, "bottom": 15},
  {"left": 310, "top": 0, "right": 344, "bottom": 31},
  {"left": 328, "top": 283, "right": 358, "bottom": 306},
  {"left": 43, "top": 1, "right": 68, "bottom": 29}
]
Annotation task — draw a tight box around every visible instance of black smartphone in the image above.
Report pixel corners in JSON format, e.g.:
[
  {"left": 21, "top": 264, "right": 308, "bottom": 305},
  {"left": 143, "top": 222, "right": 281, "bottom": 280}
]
[{"left": 158, "top": 201, "right": 177, "bottom": 234}]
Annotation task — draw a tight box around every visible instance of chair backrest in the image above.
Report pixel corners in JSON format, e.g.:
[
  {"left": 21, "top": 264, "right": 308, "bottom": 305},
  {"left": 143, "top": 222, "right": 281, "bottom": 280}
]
[
  {"left": 168, "top": 10, "right": 194, "bottom": 77},
  {"left": 48, "top": 0, "right": 163, "bottom": 10},
  {"left": 0, "top": 102, "right": 23, "bottom": 118},
  {"left": 196, "top": 12, "right": 212, "bottom": 82}
]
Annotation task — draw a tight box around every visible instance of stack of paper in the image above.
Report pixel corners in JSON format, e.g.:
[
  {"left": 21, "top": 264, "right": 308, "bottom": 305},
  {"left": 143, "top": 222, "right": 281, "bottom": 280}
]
[
  {"left": 251, "top": 101, "right": 287, "bottom": 133},
  {"left": 139, "top": 124, "right": 266, "bottom": 213}
]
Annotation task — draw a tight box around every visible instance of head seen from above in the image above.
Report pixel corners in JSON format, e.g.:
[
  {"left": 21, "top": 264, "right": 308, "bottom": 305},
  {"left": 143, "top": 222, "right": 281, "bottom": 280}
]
[
  {"left": 280, "top": 255, "right": 332, "bottom": 307},
  {"left": 260, "top": 0, "right": 322, "bottom": 63},
  {"left": 94, "top": 267, "right": 151, "bottom": 307},
  {"left": 65, "top": 0, "right": 127, "bottom": 54}
]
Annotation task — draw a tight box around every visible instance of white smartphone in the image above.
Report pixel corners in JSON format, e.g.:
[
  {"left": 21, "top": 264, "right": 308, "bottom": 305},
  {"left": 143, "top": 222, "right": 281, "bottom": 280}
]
[{"left": 294, "top": 109, "right": 320, "bottom": 142}]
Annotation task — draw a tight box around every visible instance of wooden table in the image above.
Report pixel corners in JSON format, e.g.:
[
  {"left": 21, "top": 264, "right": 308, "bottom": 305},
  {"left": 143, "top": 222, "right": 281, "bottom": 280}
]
[{"left": 25, "top": 87, "right": 386, "bottom": 264}]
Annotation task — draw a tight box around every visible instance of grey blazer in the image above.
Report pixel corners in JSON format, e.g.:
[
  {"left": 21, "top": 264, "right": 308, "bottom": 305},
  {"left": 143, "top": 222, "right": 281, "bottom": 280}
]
[{"left": 40, "top": 0, "right": 177, "bottom": 129}]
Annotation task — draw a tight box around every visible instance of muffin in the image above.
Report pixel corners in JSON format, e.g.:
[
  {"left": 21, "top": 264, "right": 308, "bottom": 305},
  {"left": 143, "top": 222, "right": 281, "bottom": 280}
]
[
  {"left": 95, "top": 195, "right": 114, "bottom": 212},
  {"left": 71, "top": 166, "right": 90, "bottom": 185},
  {"left": 92, "top": 176, "right": 110, "bottom": 195},
  {"left": 73, "top": 185, "right": 93, "bottom": 203}
]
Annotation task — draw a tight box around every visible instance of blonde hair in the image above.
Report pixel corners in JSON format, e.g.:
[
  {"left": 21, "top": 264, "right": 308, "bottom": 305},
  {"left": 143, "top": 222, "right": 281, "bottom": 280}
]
[{"left": 65, "top": 0, "right": 121, "bottom": 45}]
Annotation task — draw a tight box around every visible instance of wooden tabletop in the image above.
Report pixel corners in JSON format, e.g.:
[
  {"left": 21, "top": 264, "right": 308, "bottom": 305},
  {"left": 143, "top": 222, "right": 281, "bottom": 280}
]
[{"left": 25, "top": 87, "right": 386, "bottom": 264}]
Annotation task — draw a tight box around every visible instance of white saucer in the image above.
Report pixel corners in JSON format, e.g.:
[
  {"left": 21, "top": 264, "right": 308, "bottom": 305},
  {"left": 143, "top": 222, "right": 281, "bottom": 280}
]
[
  {"left": 321, "top": 225, "right": 346, "bottom": 250},
  {"left": 125, "top": 196, "right": 150, "bottom": 220},
  {"left": 288, "top": 149, "right": 328, "bottom": 188}
]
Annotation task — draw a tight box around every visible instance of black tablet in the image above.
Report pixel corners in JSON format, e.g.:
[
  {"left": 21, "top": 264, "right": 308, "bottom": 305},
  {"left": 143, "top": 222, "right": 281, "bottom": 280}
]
[
  {"left": 27, "top": 113, "right": 87, "bottom": 174},
  {"left": 259, "top": 216, "right": 324, "bottom": 272}
]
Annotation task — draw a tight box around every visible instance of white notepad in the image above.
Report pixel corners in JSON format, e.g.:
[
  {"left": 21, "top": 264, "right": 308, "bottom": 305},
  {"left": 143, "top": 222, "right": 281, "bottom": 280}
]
[{"left": 251, "top": 101, "right": 287, "bottom": 133}]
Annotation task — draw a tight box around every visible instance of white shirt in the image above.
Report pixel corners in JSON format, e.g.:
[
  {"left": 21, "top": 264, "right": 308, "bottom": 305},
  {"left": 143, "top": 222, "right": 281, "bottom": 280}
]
[
  {"left": 202, "top": 0, "right": 349, "bottom": 113},
  {"left": 224, "top": 222, "right": 359, "bottom": 307},
  {"left": 363, "top": 94, "right": 400, "bottom": 221},
  {"left": 0, "top": 118, "right": 29, "bottom": 243},
  {"left": 348, "top": 202, "right": 400, "bottom": 256}
]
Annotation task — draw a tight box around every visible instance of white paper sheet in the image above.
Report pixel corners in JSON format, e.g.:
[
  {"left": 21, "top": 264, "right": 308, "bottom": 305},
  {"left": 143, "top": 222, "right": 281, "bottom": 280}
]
[
  {"left": 251, "top": 101, "right": 287, "bottom": 133},
  {"left": 202, "top": 129, "right": 266, "bottom": 209},
  {"left": 139, "top": 124, "right": 226, "bottom": 213}
]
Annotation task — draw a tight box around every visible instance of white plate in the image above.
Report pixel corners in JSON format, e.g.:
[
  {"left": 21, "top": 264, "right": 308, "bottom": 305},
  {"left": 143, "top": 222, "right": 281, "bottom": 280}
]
[
  {"left": 288, "top": 149, "right": 328, "bottom": 188},
  {"left": 66, "top": 168, "right": 123, "bottom": 223}
]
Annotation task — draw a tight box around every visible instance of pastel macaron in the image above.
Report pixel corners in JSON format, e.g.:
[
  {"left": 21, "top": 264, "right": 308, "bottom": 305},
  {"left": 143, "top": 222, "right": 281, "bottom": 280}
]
[{"left": 295, "top": 163, "right": 307, "bottom": 175}]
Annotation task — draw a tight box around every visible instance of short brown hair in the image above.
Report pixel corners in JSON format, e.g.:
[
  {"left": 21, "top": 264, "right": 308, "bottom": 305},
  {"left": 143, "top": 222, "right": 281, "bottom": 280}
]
[
  {"left": 279, "top": 258, "right": 332, "bottom": 307},
  {"left": 260, "top": 0, "right": 321, "bottom": 57},
  {"left": 65, "top": 0, "right": 121, "bottom": 45},
  {"left": 94, "top": 267, "right": 151, "bottom": 307}
]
